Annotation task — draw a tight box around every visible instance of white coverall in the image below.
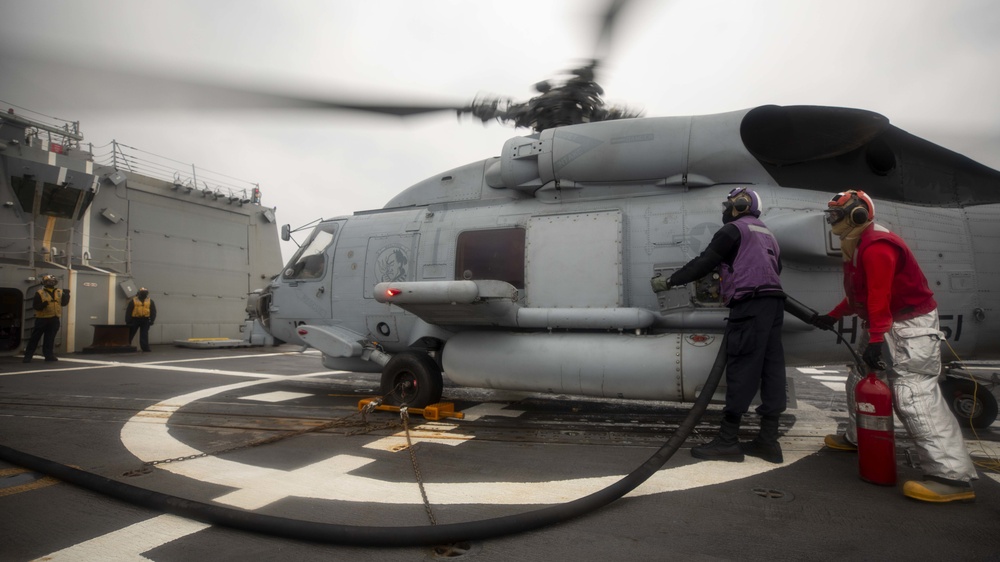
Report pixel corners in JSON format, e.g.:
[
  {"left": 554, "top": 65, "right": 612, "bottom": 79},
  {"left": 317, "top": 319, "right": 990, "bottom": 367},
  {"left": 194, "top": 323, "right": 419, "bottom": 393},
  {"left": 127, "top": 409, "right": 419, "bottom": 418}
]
[{"left": 843, "top": 311, "right": 977, "bottom": 483}]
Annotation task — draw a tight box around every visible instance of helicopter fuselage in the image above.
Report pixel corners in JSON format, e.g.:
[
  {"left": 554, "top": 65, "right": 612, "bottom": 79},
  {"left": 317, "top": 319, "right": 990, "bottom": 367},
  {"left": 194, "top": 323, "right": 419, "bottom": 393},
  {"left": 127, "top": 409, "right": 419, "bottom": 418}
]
[{"left": 260, "top": 106, "right": 1000, "bottom": 404}]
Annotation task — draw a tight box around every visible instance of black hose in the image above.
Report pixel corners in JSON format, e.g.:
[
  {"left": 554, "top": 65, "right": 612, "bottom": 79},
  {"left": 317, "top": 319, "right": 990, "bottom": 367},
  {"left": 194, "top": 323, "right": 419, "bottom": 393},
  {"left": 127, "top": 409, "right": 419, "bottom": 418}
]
[
  {"left": 0, "top": 337, "right": 728, "bottom": 547},
  {"left": 784, "top": 295, "right": 865, "bottom": 372}
]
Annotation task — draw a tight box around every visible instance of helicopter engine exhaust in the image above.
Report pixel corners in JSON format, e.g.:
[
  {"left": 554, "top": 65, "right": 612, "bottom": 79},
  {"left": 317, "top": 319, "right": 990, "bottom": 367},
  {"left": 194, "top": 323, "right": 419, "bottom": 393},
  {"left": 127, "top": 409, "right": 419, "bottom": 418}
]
[{"left": 442, "top": 331, "right": 723, "bottom": 402}]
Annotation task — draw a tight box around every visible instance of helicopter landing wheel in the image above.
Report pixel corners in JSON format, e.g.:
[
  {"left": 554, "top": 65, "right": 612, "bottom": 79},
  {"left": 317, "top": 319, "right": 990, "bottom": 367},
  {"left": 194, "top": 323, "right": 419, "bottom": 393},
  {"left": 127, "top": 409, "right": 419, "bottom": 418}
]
[
  {"left": 380, "top": 352, "right": 443, "bottom": 408},
  {"left": 941, "top": 377, "right": 998, "bottom": 429}
]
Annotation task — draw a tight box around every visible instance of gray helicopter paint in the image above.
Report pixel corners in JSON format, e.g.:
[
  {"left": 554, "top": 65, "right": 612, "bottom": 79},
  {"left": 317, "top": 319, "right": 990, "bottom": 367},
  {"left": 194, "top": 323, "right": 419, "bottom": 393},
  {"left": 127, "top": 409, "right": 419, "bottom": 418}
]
[
  {"left": 279, "top": 184, "right": 998, "bottom": 366},
  {"left": 442, "top": 331, "right": 720, "bottom": 402},
  {"left": 386, "top": 160, "right": 496, "bottom": 208},
  {"left": 525, "top": 210, "right": 622, "bottom": 308},
  {"left": 483, "top": 111, "right": 771, "bottom": 192},
  {"left": 371, "top": 279, "right": 655, "bottom": 330},
  {"left": 262, "top": 105, "right": 1000, "bottom": 406}
]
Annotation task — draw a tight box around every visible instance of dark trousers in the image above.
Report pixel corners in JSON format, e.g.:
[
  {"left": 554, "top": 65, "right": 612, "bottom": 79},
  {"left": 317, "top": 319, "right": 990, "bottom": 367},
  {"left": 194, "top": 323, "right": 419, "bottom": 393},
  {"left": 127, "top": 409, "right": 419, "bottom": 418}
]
[
  {"left": 24, "top": 316, "right": 61, "bottom": 360},
  {"left": 128, "top": 319, "right": 151, "bottom": 352},
  {"left": 723, "top": 296, "right": 786, "bottom": 418}
]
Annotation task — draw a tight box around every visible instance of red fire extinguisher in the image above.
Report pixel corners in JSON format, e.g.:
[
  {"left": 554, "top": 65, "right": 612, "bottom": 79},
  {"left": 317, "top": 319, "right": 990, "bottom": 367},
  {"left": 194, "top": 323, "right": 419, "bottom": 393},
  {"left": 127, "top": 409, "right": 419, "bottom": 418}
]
[{"left": 855, "top": 371, "right": 897, "bottom": 486}]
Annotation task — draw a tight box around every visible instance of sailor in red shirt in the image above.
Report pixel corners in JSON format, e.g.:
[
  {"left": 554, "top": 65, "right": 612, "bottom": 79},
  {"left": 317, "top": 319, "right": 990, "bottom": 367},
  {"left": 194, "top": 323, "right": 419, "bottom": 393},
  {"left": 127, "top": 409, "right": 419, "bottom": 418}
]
[{"left": 814, "top": 190, "right": 977, "bottom": 503}]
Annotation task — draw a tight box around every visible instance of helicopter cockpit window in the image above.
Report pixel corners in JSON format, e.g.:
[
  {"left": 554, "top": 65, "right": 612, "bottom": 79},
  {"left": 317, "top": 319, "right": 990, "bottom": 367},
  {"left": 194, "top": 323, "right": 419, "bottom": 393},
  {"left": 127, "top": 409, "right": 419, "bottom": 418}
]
[
  {"left": 284, "top": 225, "right": 337, "bottom": 280},
  {"left": 455, "top": 228, "right": 525, "bottom": 289}
]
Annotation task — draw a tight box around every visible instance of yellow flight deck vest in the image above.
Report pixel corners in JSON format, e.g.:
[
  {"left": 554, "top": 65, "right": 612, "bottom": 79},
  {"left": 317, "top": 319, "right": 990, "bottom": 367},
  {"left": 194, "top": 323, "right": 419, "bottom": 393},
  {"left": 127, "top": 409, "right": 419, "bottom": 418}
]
[
  {"left": 36, "top": 288, "right": 63, "bottom": 318},
  {"left": 131, "top": 297, "right": 152, "bottom": 318}
]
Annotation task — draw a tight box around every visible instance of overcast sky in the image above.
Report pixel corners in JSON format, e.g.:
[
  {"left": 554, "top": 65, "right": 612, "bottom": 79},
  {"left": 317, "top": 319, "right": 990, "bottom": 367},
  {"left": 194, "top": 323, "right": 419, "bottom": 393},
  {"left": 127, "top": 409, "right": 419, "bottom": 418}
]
[{"left": 1, "top": 0, "right": 998, "bottom": 262}]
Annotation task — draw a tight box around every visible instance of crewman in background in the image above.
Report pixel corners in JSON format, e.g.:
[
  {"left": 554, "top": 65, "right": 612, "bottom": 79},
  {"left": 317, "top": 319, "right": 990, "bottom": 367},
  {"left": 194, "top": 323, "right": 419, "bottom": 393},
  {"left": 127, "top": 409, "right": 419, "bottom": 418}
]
[
  {"left": 23, "top": 274, "right": 70, "bottom": 363},
  {"left": 126, "top": 287, "right": 157, "bottom": 352}
]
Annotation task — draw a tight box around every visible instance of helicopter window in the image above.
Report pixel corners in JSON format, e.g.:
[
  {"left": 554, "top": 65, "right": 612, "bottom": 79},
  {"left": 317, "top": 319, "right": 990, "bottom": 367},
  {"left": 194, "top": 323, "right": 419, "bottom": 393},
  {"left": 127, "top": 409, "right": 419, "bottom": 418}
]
[
  {"left": 455, "top": 228, "right": 525, "bottom": 289},
  {"left": 284, "top": 227, "right": 336, "bottom": 280}
]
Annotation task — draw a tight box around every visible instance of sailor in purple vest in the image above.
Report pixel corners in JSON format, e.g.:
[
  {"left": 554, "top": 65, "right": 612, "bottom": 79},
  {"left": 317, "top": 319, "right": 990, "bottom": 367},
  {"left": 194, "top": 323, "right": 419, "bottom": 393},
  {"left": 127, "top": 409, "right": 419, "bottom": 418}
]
[{"left": 652, "top": 187, "right": 786, "bottom": 463}]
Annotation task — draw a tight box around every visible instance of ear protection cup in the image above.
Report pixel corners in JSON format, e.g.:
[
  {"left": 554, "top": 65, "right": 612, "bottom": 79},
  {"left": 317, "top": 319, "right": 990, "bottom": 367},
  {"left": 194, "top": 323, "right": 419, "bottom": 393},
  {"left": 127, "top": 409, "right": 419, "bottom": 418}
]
[
  {"left": 731, "top": 194, "right": 751, "bottom": 213},
  {"left": 849, "top": 204, "right": 869, "bottom": 226},
  {"left": 828, "top": 189, "right": 874, "bottom": 226}
]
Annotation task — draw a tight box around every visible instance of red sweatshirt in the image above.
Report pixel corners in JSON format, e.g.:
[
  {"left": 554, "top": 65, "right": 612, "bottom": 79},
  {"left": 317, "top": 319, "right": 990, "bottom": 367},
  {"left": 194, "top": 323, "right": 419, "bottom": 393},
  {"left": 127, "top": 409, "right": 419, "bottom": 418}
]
[{"left": 828, "top": 226, "right": 936, "bottom": 343}]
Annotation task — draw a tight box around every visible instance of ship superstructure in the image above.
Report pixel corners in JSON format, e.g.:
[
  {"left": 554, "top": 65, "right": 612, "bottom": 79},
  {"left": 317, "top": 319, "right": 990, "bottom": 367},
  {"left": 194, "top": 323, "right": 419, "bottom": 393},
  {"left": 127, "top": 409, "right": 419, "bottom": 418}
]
[{"left": 0, "top": 106, "right": 281, "bottom": 354}]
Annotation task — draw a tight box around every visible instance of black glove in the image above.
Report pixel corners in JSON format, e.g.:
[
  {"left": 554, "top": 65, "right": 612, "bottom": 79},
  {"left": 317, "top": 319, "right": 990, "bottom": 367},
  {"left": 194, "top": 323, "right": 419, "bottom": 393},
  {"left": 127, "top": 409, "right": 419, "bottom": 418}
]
[
  {"left": 63, "top": 289, "right": 70, "bottom": 295},
  {"left": 812, "top": 314, "right": 836, "bottom": 331},
  {"left": 650, "top": 275, "right": 672, "bottom": 293},
  {"left": 862, "top": 342, "right": 887, "bottom": 371}
]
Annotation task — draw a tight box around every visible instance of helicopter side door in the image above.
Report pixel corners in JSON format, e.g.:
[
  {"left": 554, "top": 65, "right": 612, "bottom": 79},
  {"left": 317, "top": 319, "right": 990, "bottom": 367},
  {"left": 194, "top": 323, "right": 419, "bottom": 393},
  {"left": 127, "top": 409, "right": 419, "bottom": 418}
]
[{"left": 524, "top": 210, "right": 623, "bottom": 308}]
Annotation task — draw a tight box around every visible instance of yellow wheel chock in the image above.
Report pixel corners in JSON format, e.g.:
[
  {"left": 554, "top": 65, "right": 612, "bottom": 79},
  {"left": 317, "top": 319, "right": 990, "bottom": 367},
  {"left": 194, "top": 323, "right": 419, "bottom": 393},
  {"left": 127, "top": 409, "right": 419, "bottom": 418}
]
[{"left": 357, "top": 398, "right": 465, "bottom": 421}]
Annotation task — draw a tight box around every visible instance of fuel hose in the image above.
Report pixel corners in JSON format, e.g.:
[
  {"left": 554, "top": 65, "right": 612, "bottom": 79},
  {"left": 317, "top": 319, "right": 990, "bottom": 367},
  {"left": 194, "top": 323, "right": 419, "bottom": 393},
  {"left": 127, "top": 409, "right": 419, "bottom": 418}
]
[
  {"left": 784, "top": 295, "right": 865, "bottom": 371},
  {"left": 0, "top": 336, "right": 727, "bottom": 547}
]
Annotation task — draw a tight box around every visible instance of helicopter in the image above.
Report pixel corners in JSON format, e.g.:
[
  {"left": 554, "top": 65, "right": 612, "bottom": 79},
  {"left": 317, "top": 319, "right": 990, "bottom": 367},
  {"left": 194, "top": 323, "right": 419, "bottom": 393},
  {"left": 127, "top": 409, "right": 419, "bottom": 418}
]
[
  {"left": 4, "top": 1, "right": 998, "bottom": 425},
  {"left": 259, "top": 95, "right": 1000, "bottom": 421},
  {"left": 245, "top": 2, "right": 1000, "bottom": 426}
]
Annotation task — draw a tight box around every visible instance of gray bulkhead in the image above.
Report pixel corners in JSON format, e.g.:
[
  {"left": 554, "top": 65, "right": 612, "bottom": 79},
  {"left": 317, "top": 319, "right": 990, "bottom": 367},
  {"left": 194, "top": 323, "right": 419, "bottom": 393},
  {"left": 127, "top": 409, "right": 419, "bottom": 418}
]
[{"left": 0, "top": 111, "right": 282, "bottom": 354}]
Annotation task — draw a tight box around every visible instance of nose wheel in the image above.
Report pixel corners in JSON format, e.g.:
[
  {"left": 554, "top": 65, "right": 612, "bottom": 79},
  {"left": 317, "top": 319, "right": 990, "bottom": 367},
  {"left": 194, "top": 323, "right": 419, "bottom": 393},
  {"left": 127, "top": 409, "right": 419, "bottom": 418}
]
[{"left": 380, "top": 352, "right": 444, "bottom": 408}]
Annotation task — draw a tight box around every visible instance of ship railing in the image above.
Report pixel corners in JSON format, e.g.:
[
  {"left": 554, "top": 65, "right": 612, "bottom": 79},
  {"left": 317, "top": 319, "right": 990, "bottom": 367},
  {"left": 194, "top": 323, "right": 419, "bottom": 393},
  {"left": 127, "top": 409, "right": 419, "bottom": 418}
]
[
  {"left": 71, "top": 231, "right": 130, "bottom": 274},
  {"left": 0, "top": 207, "right": 132, "bottom": 270},
  {"left": 25, "top": 127, "right": 82, "bottom": 153},
  {"left": 0, "top": 229, "right": 31, "bottom": 254},
  {"left": 0, "top": 102, "right": 83, "bottom": 151},
  {"left": 94, "top": 140, "right": 263, "bottom": 204},
  {"left": 0, "top": 218, "right": 37, "bottom": 267}
]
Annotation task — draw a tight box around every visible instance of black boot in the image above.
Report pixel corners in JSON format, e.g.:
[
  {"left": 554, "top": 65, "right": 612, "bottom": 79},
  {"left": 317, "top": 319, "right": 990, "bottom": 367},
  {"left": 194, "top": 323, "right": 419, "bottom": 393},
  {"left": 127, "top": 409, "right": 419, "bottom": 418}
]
[
  {"left": 692, "top": 417, "right": 744, "bottom": 462},
  {"left": 742, "top": 415, "right": 783, "bottom": 463}
]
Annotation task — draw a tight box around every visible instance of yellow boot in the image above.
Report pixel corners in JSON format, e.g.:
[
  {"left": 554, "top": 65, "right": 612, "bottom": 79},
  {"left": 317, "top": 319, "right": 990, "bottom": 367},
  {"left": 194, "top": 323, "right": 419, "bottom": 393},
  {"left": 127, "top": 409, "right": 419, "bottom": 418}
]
[
  {"left": 903, "top": 479, "right": 975, "bottom": 503},
  {"left": 823, "top": 433, "right": 857, "bottom": 451}
]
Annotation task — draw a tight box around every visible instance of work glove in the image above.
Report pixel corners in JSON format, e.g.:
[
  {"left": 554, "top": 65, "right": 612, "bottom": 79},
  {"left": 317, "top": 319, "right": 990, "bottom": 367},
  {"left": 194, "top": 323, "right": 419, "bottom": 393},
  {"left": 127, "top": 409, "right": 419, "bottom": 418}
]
[
  {"left": 862, "top": 342, "right": 888, "bottom": 371},
  {"left": 650, "top": 274, "right": 672, "bottom": 293},
  {"left": 812, "top": 314, "right": 836, "bottom": 331}
]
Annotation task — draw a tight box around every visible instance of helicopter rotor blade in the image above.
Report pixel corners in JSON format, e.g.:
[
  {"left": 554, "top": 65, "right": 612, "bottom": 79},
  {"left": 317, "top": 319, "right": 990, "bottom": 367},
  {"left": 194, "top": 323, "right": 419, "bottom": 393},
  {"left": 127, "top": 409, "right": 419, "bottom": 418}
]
[
  {"left": 0, "top": 52, "right": 466, "bottom": 117},
  {"left": 593, "top": 0, "right": 632, "bottom": 62},
  {"left": 1, "top": 0, "right": 645, "bottom": 133}
]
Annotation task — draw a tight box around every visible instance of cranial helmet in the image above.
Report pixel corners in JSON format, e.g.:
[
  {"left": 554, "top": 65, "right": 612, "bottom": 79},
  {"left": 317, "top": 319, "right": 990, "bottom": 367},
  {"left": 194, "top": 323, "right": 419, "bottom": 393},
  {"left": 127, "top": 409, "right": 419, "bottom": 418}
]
[
  {"left": 723, "top": 187, "right": 761, "bottom": 218},
  {"left": 41, "top": 274, "right": 58, "bottom": 288},
  {"left": 137, "top": 287, "right": 149, "bottom": 298},
  {"left": 825, "top": 190, "right": 875, "bottom": 226}
]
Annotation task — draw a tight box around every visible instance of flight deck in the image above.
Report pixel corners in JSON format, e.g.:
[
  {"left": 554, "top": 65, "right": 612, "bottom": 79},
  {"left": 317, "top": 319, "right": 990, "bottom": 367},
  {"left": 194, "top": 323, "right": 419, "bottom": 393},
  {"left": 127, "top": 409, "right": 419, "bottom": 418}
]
[{"left": 1, "top": 346, "right": 998, "bottom": 561}]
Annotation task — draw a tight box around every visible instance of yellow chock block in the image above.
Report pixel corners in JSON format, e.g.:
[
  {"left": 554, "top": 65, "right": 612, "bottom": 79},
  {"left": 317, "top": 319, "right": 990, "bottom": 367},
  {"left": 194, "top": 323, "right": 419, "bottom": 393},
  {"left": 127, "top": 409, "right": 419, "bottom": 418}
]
[
  {"left": 422, "top": 402, "right": 464, "bottom": 421},
  {"left": 357, "top": 399, "right": 464, "bottom": 421}
]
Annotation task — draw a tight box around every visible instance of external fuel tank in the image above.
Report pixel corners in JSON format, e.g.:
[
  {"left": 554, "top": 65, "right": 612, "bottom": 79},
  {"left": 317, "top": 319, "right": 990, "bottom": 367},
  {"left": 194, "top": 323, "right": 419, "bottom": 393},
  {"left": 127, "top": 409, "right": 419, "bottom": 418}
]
[{"left": 442, "top": 331, "right": 724, "bottom": 402}]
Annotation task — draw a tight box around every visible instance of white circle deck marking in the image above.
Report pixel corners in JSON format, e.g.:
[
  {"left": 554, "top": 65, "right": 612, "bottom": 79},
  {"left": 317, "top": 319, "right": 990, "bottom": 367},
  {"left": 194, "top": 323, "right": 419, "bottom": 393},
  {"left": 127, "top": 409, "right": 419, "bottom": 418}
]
[
  {"left": 240, "top": 391, "right": 314, "bottom": 402},
  {"left": 120, "top": 368, "right": 838, "bottom": 508}
]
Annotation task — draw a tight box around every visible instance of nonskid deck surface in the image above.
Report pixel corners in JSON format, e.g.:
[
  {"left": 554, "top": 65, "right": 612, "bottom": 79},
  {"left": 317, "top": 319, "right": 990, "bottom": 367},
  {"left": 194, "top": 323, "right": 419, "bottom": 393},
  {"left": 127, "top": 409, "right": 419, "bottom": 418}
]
[{"left": 1, "top": 346, "right": 998, "bottom": 561}]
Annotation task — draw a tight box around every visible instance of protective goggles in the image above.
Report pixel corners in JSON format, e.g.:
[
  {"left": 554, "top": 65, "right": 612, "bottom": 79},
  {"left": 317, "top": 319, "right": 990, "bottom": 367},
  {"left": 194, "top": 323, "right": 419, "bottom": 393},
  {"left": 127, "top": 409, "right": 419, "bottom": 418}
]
[
  {"left": 823, "top": 208, "right": 847, "bottom": 224},
  {"left": 825, "top": 190, "right": 860, "bottom": 224},
  {"left": 723, "top": 187, "right": 749, "bottom": 211}
]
